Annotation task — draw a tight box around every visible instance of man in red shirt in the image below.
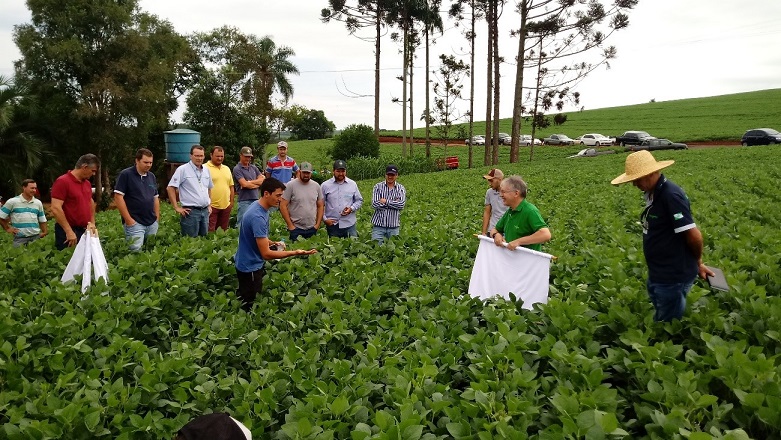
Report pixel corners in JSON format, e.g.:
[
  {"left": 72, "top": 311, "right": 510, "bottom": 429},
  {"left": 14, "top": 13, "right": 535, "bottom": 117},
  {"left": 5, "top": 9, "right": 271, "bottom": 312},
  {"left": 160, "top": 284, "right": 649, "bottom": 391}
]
[{"left": 51, "top": 154, "right": 99, "bottom": 250}]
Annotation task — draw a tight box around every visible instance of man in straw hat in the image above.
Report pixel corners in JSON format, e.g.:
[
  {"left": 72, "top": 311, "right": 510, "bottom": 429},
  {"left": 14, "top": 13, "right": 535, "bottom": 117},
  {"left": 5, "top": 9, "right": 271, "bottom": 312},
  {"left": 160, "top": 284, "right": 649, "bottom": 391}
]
[{"left": 611, "top": 150, "right": 714, "bottom": 322}]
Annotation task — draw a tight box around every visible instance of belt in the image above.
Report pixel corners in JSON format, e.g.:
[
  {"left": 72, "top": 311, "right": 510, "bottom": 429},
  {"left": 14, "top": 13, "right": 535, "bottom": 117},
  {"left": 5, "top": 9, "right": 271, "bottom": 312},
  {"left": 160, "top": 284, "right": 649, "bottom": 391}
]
[{"left": 182, "top": 206, "right": 208, "bottom": 209}]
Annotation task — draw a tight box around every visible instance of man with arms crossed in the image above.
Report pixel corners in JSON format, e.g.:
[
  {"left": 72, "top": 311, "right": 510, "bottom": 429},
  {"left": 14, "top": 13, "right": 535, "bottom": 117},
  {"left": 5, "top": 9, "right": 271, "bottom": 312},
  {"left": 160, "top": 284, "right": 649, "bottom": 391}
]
[
  {"left": 51, "top": 154, "right": 99, "bottom": 250},
  {"left": 280, "top": 162, "right": 324, "bottom": 241},
  {"left": 488, "top": 175, "right": 551, "bottom": 251},
  {"left": 321, "top": 160, "right": 363, "bottom": 238},
  {"left": 611, "top": 150, "right": 714, "bottom": 322},
  {"left": 114, "top": 148, "right": 160, "bottom": 251},
  {"left": 233, "top": 146, "right": 264, "bottom": 227},
  {"left": 205, "top": 146, "right": 234, "bottom": 232},
  {"left": 235, "top": 177, "right": 317, "bottom": 311},
  {"left": 0, "top": 179, "right": 48, "bottom": 247},
  {"left": 167, "top": 145, "right": 213, "bottom": 237},
  {"left": 482, "top": 168, "right": 508, "bottom": 236}
]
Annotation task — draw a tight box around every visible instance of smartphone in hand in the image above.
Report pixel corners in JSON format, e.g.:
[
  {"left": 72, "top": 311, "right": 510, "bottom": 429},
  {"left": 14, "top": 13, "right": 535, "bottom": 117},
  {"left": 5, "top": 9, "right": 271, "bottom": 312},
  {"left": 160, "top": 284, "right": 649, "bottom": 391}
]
[{"left": 706, "top": 266, "right": 730, "bottom": 292}]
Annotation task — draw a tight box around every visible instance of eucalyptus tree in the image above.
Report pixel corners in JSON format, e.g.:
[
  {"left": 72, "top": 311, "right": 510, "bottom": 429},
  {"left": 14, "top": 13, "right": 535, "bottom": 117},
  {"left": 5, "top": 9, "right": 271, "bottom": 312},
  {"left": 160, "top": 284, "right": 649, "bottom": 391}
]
[
  {"left": 420, "top": 0, "right": 444, "bottom": 158},
  {"left": 509, "top": 0, "right": 637, "bottom": 162},
  {"left": 13, "top": 0, "right": 197, "bottom": 206},
  {"left": 322, "top": 0, "right": 394, "bottom": 136}
]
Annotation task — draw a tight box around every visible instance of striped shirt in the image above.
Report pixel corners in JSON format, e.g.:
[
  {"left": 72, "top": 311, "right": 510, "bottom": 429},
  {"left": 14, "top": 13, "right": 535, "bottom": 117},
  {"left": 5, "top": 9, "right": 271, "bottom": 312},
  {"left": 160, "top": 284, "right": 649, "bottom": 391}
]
[
  {"left": 266, "top": 155, "right": 299, "bottom": 183},
  {"left": 371, "top": 181, "right": 406, "bottom": 228},
  {"left": 0, "top": 195, "right": 46, "bottom": 237}
]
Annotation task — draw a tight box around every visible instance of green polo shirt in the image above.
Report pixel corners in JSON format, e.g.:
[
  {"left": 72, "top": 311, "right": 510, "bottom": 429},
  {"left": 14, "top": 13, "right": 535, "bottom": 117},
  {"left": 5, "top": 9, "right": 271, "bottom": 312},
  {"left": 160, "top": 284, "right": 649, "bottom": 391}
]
[{"left": 495, "top": 199, "right": 548, "bottom": 251}]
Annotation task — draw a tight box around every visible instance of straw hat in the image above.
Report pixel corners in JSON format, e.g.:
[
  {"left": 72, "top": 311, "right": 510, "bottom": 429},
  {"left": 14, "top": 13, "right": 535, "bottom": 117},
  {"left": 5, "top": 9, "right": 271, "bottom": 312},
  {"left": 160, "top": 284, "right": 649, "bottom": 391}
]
[{"left": 611, "top": 150, "right": 674, "bottom": 185}]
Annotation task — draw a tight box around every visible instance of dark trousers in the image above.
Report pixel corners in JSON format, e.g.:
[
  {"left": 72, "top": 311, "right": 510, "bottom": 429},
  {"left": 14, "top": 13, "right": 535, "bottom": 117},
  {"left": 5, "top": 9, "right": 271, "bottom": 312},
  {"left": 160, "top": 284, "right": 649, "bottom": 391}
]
[
  {"left": 289, "top": 227, "right": 317, "bottom": 241},
  {"left": 54, "top": 224, "right": 87, "bottom": 251},
  {"left": 236, "top": 268, "right": 265, "bottom": 311}
]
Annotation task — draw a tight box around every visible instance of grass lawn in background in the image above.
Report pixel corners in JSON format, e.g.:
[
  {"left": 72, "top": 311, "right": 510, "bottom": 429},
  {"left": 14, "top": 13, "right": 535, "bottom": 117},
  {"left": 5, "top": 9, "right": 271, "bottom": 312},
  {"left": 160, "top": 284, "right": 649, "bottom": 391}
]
[{"left": 383, "top": 88, "right": 781, "bottom": 143}]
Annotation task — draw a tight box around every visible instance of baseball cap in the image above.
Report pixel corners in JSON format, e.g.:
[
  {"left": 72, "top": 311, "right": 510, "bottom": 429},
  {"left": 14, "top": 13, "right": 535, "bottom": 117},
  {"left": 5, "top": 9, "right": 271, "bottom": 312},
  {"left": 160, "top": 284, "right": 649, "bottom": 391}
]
[
  {"left": 240, "top": 147, "right": 253, "bottom": 157},
  {"left": 177, "top": 413, "right": 252, "bottom": 440},
  {"left": 333, "top": 160, "right": 346, "bottom": 170},
  {"left": 300, "top": 162, "right": 314, "bottom": 172},
  {"left": 386, "top": 164, "right": 399, "bottom": 175},
  {"left": 277, "top": 141, "right": 288, "bottom": 148},
  {"left": 482, "top": 168, "right": 504, "bottom": 180}
]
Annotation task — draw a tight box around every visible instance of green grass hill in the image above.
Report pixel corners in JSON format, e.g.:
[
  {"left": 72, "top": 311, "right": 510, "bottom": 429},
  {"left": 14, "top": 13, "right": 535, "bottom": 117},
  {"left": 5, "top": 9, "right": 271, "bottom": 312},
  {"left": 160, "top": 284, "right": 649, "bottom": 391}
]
[{"left": 383, "top": 88, "right": 781, "bottom": 142}]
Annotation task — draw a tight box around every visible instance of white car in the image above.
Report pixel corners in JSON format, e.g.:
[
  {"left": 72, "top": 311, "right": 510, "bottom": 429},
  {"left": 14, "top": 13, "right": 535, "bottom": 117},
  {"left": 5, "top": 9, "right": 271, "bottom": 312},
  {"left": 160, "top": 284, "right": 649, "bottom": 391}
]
[
  {"left": 578, "top": 133, "right": 613, "bottom": 147},
  {"left": 465, "top": 135, "right": 485, "bottom": 145},
  {"left": 520, "top": 135, "right": 542, "bottom": 146}
]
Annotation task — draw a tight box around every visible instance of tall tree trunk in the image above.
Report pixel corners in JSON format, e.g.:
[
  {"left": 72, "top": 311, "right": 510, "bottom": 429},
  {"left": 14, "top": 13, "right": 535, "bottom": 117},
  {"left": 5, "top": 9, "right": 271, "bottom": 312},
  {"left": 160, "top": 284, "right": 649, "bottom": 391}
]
[
  {"left": 530, "top": 37, "right": 543, "bottom": 162},
  {"left": 468, "top": 0, "right": 476, "bottom": 169},
  {"left": 425, "top": 25, "right": 431, "bottom": 158},
  {"left": 491, "top": 0, "right": 501, "bottom": 165},
  {"left": 409, "top": 41, "right": 414, "bottom": 156},
  {"left": 374, "top": 9, "right": 382, "bottom": 136},
  {"left": 402, "top": 25, "right": 408, "bottom": 157},
  {"left": 483, "top": 1, "right": 493, "bottom": 166},
  {"left": 510, "top": 1, "right": 528, "bottom": 163}
]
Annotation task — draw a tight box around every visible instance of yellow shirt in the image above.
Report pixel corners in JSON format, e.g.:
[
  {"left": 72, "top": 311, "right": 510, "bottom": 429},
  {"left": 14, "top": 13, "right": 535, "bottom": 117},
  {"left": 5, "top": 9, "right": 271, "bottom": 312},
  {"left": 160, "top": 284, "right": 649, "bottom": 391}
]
[{"left": 205, "top": 161, "right": 234, "bottom": 209}]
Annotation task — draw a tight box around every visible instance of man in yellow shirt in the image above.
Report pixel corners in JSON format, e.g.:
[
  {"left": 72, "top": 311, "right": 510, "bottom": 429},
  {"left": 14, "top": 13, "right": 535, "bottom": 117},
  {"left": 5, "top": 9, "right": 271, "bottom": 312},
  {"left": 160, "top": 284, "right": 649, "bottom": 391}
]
[{"left": 205, "top": 146, "right": 235, "bottom": 231}]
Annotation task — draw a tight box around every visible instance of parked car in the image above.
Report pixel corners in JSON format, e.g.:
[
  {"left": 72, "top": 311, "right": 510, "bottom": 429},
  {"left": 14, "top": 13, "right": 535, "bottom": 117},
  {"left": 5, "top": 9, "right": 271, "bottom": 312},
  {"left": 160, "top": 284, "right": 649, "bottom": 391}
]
[
  {"left": 520, "top": 135, "right": 542, "bottom": 146},
  {"left": 465, "top": 135, "right": 485, "bottom": 145},
  {"left": 567, "top": 148, "right": 617, "bottom": 159},
  {"left": 628, "top": 138, "right": 688, "bottom": 151},
  {"left": 578, "top": 133, "right": 613, "bottom": 147},
  {"left": 616, "top": 131, "right": 654, "bottom": 147},
  {"left": 543, "top": 134, "right": 575, "bottom": 145},
  {"left": 741, "top": 128, "right": 781, "bottom": 146},
  {"left": 497, "top": 133, "right": 512, "bottom": 145}
]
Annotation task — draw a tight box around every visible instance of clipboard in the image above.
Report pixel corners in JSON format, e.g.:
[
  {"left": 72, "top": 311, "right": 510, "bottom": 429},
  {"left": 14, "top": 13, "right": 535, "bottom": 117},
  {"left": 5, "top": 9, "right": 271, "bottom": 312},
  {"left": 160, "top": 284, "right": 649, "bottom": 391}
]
[{"left": 705, "top": 266, "right": 729, "bottom": 292}]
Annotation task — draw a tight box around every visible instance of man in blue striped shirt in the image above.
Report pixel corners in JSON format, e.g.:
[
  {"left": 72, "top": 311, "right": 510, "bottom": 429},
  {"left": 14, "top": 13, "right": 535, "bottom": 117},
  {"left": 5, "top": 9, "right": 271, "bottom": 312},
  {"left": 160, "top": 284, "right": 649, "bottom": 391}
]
[
  {"left": 0, "top": 179, "right": 48, "bottom": 247},
  {"left": 371, "top": 164, "right": 406, "bottom": 244}
]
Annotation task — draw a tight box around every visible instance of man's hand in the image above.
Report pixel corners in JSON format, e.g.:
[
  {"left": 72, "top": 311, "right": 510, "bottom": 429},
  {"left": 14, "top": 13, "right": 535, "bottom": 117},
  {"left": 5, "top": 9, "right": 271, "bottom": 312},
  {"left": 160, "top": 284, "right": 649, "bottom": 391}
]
[
  {"left": 64, "top": 230, "right": 78, "bottom": 247},
  {"left": 5, "top": 227, "right": 19, "bottom": 235},
  {"left": 295, "top": 248, "right": 317, "bottom": 256},
  {"left": 341, "top": 207, "right": 352, "bottom": 216},
  {"left": 39, "top": 230, "right": 48, "bottom": 238},
  {"left": 207, "top": 206, "right": 213, "bottom": 215},
  {"left": 87, "top": 222, "right": 98, "bottom": 236},
  {"left": 176, "top": 207, "right": 191, "bottom": 217},
  {"left": 314, "top": 222, "right": 321, "bottom": 230},
  {"left": 698, "top": 262, "right": 715, "bottom": 280},
  {"left": 324, "top": 219, "right": 337, "bottom": 227},
  {"left": 493, "top": 233, "right": 504, "bottom": 247},
  {"left": 380, "top": 198, "right": 387, "bottom": 205},
  {"left": 287, "top": 224, "right": 296, "bottom": 231},
  {"left": 507, "top": 240, "right": 520, "bottom": 251}
]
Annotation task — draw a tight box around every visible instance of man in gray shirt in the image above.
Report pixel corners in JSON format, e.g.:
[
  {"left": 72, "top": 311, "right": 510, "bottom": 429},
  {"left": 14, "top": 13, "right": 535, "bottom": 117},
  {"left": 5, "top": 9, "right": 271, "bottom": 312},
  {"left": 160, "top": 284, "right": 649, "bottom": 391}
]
[
  {"left": 280, "top": 162, "right": 324, "bottom": 241},
  {"left": 233, "top": 146, "right": 264, "bottom": 227},
  {"left": 482, "top": 168, "right": 507, "bottom": 236}
]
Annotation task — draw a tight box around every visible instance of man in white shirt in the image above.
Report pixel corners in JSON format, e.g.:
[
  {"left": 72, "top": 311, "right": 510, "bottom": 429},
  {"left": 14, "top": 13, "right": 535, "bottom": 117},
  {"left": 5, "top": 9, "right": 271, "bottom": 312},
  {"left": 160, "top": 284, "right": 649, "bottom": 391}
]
[{"left": 166, "top": 145, "right": 213, "bottom": 237}]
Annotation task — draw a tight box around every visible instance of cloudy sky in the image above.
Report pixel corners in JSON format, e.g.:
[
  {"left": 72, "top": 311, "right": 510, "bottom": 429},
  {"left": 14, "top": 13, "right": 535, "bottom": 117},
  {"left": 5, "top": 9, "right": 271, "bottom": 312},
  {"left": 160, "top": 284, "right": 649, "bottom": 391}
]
[{"left": 1, "top": 0, "right": 780, "bottom": 130}]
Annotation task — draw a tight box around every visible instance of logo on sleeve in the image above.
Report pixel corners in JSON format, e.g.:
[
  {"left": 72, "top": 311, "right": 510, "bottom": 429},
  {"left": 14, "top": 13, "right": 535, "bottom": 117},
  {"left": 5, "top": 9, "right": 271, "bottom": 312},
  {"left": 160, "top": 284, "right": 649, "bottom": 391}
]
[{"left": 673, "top": 212, "right": 683, "bottom": 220}]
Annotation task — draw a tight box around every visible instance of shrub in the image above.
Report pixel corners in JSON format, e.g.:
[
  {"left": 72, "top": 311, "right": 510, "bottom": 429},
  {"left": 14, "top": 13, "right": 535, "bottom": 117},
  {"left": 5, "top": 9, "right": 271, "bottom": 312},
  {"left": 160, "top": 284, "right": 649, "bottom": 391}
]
[{"left": 329, "top": 124, "right": 380, "bottom": 161}]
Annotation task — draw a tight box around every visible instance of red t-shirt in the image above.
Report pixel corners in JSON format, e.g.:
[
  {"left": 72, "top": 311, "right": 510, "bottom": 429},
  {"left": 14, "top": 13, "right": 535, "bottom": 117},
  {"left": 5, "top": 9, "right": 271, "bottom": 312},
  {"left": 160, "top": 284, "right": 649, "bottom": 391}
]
[{"left": 51, "top": 171, "right": 93, "bottom": 228}]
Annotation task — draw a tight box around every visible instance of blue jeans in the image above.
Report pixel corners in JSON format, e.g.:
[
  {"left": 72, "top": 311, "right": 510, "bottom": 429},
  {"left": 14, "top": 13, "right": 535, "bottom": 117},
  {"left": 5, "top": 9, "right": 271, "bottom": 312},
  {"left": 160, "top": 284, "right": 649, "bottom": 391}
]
[
  {"left": 124, "top": 221, "right": 159, "bottom": 252},
  {"left": 289, "top": 227, "right": 317, "bottom": 241},
  {"left": 371, "top": 226, "right": 399, "bottom": 244},
  {"left": 326, "top": 223, "right": 357, "bottom": 238},
  {"left": 647, "top": 278, "right": 695, "bottom": 322},
  {"left": 180, "top": 207, "right": 209, "bottom": 237},
  {"left": 236, "top": 200, "right": 256, "bottom": 227}
]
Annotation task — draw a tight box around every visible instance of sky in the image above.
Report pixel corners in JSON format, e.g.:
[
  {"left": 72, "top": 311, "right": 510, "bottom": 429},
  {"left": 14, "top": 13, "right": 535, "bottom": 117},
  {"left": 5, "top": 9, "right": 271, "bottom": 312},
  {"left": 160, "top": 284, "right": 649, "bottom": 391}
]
[{"left": 1, "top": 1, "right": 780, "bottom": 131}]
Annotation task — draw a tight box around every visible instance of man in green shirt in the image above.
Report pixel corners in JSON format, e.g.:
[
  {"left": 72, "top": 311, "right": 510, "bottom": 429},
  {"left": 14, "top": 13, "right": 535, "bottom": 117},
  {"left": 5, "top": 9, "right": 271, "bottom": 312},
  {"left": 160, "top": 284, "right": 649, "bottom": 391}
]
[{"left": 488, "top": 175, "right": 551, "bottom": 251}]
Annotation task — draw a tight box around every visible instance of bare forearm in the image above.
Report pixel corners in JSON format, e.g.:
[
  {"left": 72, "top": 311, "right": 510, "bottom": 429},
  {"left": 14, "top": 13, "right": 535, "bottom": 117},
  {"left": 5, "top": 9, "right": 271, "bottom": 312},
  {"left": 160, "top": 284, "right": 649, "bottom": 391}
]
[{"left": 685, "top": 227, "right": 704, "bottom": 262}]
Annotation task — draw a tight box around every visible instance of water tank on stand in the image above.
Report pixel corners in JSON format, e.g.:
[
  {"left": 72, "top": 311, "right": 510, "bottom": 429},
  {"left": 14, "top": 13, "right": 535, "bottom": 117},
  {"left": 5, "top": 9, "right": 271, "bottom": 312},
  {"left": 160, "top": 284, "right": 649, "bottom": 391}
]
[{"left": 163, "top": 128, "right": 200, "bottom": 163}]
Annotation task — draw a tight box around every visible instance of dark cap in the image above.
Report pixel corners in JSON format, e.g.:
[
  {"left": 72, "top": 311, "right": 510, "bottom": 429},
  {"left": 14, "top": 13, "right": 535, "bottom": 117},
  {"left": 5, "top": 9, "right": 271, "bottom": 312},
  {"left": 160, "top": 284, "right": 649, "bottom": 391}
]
[
  {"left": 240, "top": 147, "right": 253, "bottom": 157},
  {"left": 333, "top": 160, "right": 347, "bottom": 170},
  {"left": 177, "top": 413, "right": 251, "bottom": 440},
  {"left": 386, "top": 164, "right": 399, "bottom": 175}
]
